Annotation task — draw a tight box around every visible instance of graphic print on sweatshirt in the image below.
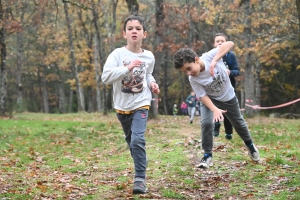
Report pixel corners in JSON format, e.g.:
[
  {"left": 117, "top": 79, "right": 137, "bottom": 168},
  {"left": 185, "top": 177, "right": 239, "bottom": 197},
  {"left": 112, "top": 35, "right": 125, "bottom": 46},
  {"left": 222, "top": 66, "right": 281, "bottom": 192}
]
[
  {"left": 206, "top": 71, "right": 227, "bottom": 93},
  {"left": 121, "top": 59, "right": 146, "bottom": 94},
  {"left": 223, "top": 60, "right": 229, "bottom": 69}
]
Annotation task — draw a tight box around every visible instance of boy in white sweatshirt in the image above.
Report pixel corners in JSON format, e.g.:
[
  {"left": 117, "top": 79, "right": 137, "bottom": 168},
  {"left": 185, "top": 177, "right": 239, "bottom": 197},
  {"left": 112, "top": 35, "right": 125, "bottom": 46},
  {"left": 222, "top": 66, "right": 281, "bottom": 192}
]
[{"left": 102, "top": 14, "right": 159, "bottom": 194}]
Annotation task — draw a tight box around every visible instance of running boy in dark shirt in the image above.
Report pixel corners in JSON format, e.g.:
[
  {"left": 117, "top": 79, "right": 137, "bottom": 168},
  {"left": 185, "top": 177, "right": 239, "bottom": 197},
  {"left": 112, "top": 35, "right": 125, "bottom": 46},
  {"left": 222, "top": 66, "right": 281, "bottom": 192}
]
[{"left": 213, "top": 33, "right": 240, "bottom": 140}]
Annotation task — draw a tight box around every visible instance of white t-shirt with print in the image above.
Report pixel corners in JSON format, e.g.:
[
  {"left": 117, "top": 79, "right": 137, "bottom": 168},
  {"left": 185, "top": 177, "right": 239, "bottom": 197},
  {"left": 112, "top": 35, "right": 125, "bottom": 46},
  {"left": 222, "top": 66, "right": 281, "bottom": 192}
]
[{"left": 189, "top": 48, "right": 235, "bottom": 102}]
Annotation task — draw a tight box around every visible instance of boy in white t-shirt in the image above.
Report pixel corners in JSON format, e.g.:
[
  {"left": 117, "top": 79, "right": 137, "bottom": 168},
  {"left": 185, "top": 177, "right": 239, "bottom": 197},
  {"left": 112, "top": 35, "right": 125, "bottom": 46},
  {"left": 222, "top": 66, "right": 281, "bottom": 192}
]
[{"left": 173, "top": 41, "right": 260, "bottom": 168}]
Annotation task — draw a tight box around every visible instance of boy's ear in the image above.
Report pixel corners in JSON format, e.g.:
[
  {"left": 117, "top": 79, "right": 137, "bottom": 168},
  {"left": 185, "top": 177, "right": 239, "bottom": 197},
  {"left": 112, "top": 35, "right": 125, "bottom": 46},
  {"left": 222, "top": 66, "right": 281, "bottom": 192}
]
[
  {"left": 122, "top": 31, "right": 126, "bottom": 38},
  {"left": 195, "top": 57, "right": 200, "bottom": 63},
  {"left": 143, "top": 31, "right": 148, "bottom": 38}
]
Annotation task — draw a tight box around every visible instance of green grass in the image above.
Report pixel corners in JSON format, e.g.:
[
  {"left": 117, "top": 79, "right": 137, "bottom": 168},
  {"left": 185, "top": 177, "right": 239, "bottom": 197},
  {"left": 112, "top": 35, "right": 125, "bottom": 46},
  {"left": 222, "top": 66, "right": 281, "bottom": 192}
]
[
  {"left": 161, "top": 189, "right": 187, "bottom": 199},
  {"left": 0, "top": 113, "right": 299, "bottom": 199}
]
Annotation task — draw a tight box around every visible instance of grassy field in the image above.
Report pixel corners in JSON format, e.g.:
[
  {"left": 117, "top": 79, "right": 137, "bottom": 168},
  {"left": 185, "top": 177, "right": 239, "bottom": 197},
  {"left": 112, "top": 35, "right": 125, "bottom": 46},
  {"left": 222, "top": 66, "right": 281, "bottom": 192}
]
[{"left": 0, "top": 112, "right": 299, "bottom": 199}]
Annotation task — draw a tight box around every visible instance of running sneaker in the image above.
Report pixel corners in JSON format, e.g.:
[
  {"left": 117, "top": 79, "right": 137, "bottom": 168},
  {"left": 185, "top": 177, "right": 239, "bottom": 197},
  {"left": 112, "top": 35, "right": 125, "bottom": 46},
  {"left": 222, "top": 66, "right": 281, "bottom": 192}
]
[
  {"left": 246, "top": 144, "right": 260, "bottom": 161},
  {"left": 196, "top": 154, "right": 213, "bottom": 169},
  {"left": 133, "top": 178, "right": 147, "bottom": 194}
]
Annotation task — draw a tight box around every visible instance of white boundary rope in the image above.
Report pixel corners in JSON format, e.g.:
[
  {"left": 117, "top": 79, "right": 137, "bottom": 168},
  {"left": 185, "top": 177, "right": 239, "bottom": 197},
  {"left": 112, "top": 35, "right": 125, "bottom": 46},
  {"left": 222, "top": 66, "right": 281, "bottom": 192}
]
[{"left": 244, "top": 98, "right": 300, "bottom": 110}]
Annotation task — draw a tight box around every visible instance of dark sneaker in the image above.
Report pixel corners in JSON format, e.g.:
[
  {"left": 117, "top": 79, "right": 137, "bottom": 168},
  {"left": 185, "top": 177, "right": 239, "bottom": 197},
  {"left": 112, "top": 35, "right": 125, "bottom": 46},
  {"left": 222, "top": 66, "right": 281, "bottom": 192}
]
[
  {"left": 246, "top": 144, "right": 260, "bottom": 162},
  {"left": 196, "top": 154, "right": 213, "bottom": 169},
  {"left": 213, "top": 122, "right": 221, "bottom": 137},
  {"left": 225, "top": 134, "right": 232, "bottom": 140},
  {"left": 133, "top": 178, "right": 147, "bottom": 194},
  {"left": 190, "top": 120, "right": 193, "bottom": 124}
]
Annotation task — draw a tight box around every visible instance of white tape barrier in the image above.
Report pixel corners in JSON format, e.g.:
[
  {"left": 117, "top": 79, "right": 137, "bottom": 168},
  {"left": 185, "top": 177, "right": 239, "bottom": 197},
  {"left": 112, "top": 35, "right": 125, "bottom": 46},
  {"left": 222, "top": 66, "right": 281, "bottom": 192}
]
[{"left": 244, "top": 98, "right": 300, "bottom": 110}]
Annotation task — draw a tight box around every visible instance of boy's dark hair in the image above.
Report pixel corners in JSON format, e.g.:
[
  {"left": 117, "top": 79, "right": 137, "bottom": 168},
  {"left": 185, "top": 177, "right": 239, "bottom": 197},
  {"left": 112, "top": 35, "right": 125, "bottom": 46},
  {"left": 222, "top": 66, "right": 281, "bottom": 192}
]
[
  {"left": 214, "top": 33, "right": 228, "bottom": 41},
  {"left": 173, "top": 48, "right": 198, "bottom": 69},
  {"left": 123, "top": 14, "right": 146, "bottom": 32}
]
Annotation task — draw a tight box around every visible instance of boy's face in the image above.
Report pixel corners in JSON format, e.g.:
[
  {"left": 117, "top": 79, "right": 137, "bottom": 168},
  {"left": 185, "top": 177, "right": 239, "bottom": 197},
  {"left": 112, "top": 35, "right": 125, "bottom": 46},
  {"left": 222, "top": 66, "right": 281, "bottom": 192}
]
[
  {"left": 179, "top": 57, "right": 201, "bottom": 77},
  {"left": 123, "top": 20, "right": 147, "bottom": 44},
  {"left": 214, "top": 36, "right": 226, "bottom": 47}
]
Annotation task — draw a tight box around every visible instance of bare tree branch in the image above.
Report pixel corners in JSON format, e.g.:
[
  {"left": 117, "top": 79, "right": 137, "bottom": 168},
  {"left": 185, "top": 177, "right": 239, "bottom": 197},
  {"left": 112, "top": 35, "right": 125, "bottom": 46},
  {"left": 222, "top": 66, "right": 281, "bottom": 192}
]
[{"left": 62, "top": 0, "right": 93, "bottom": 10}]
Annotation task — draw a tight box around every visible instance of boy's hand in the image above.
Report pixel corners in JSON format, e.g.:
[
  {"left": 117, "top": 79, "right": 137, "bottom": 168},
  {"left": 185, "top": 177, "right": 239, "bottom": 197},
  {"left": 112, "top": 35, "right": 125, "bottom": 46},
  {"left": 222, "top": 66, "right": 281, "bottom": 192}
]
[
  {"left": 127, "top": 60, "right": 142, "bottom": 71},
  {"left": 227, "top": 69, "right": 230, "bottom": 75},
  {"left": 209, "top": 60, "right": 218, "bottom": 76},
  {"left": 212, "top": 108, "right": 227, "bottom": 123},
  {"left": 150, "top": 82, "right": 160, "bottom": 94}
]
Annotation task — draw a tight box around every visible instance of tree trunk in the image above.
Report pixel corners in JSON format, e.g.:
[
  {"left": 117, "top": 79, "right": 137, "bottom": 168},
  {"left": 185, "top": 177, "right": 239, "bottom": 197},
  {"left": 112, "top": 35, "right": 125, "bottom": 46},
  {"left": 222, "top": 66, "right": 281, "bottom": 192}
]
[
  {"left": 0, "top": 5, "right": 7, "bottom": 116},
  {"left": 16, "top": 31, "right": 24, "bottom": 113},
  {"left": 37, "top": 68, "right": 44, "bottom": 112},
  {"left": 57, "top": 81, "right": 67, "bottom": 113},
  {"left": 63, "top": 2, "right": 85, "bottom": 112},
  {"left": 296, "top": 0, "right": 300, "bottom": 42},
  {"left": 0, "top": 34, "right": 7, "bottom": 116},
  {"left": 15, "top": 0, "right": 27, "bottom": 113},
  {"left": 125, "top": 0, "right": 139, "bottom": 14},
  {"left": 152, "top": 0, "right": 164, "bottom": 117},
  {"left": 90, "top": 0, "right": 119, "bottom": 112},
  {"left": 87, "top": 86, "right": 93, "bottom": 112},
  {"left": 54, "top": 63, "right": 67, "bottom": 113},
  {"left": 77, "top": 9, "right": 95, "bottom": 113},
  {"left": 29, "top": 81, "right": 39, "bottom": 112},
  {"left": 107, "top": 0, "right": 118, "bottom": 111},
  {"left": 179, "top": 72, "right": 186, "bottom": 102},
  {"left": 187, "top": 0, "right": 201, "bottom": 46},
  {"left": 42, "top": 75, "right": 49, "bottom": 113},
  {"left": 91, "top": 0, "right": 108, "bottom": 114},
  {"left": 255, "top": 60, "right": 261, "bottom": 115},
  {"left": 241, "top": 84, "right": 245, "bottom": 110},
  {"left": 68, "top": 88, "right": 74, "bottom": 113},
  {"left": 94, "top": 35, "right": 102, "bottom": 112},
  {"left": 162, "top": 50, "right": 168, "bottom": 115},
  {"left": 242, "top": 0, "right": 255, "bottom": 117}
]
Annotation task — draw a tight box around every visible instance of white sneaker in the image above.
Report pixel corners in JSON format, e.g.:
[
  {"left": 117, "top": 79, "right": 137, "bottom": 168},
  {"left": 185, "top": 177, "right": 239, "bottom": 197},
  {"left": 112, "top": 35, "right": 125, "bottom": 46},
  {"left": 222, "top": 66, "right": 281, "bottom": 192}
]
[
  {"left": 246, "top": 144, "right": 260, "bottom": 161},
  {"left": 197, "top": 154, "right": 213, "bottom": 169}
]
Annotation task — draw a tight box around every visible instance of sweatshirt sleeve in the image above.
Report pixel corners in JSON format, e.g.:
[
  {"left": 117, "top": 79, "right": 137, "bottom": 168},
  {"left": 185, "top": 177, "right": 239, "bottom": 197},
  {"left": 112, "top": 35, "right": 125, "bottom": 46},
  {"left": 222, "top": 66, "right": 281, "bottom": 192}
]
[
  {"left": 185, "top": 95, "right": 191, "bottom": 103},
  {"left": 146, "top": 54, "right": 156, "bottom": 87},
  {"left": 101, "top": 50, "right": 131, "bottom": 84}
]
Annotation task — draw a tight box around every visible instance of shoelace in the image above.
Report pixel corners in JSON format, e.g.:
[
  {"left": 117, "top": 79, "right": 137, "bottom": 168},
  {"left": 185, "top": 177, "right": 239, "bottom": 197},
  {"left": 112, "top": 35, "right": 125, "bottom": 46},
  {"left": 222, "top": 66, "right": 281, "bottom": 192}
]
[
  {"left": 248, "top": 145, "right": 256, "bottom": 153},
  {"left": 201, "top": 154, "right": 211, "bottom": 162}
]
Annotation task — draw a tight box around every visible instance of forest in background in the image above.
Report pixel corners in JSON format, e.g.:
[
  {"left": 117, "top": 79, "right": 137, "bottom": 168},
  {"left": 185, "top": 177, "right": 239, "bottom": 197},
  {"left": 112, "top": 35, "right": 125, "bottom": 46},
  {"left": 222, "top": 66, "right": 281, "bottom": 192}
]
[{"left": 0, "top": 0, "right": 299, "bottom": 117}]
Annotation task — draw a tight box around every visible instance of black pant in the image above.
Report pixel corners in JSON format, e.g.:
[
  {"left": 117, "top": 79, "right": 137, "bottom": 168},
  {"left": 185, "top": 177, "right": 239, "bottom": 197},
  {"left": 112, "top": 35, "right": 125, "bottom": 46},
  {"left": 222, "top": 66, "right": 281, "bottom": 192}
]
[{"left": 223, "top": 115, "right": 233, "bottom": 134}]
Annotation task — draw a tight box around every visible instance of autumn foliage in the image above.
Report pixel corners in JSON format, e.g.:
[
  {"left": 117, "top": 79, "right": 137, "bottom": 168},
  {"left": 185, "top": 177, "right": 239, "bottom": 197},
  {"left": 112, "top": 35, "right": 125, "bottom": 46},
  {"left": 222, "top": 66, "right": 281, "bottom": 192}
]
[{"left": 0, "top": 0, "right": 299, "bottom": 115}]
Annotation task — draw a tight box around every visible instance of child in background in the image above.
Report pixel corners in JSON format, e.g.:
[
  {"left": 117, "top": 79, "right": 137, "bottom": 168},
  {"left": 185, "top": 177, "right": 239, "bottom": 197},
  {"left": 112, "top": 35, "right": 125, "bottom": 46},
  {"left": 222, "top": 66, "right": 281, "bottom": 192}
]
[
  {"left": 102, "top": 14, "right": 160, "bottom": 194},
  {"left": 173, "top": 41, "right": 260, "bottom": 168},
  {"left": 213, "top": 33, "right": 240, "bottom": 140},
  {"left": 180, "top": 101, "right": 188, "bottom": 115},
  {"left": 185, "top": 91, "right": 197, "bottom": 123},
  {"left": 173, "top": 104, "right": 178, "bottom": 116}
]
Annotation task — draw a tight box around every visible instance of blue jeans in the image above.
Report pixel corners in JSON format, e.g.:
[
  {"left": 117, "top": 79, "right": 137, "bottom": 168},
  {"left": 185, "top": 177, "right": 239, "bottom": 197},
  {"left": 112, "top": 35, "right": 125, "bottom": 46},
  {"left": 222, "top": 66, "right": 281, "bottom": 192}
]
[
  {"left": 117, "top": 109, "right": 148, "bottom": 178},
  {"left": 188, "top": 106, "right": 196, "bottom": 122},
  {"left": 200, "top": 96, "right": 252, "bottom": 154}
]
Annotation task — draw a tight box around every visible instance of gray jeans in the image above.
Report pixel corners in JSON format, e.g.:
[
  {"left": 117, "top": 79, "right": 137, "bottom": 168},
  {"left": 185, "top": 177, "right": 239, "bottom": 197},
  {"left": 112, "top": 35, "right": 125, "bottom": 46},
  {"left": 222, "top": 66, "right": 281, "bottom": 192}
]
[
  {"left": 117, "top": 109, "right": 148, "bottom": 178},
  {"left": 188, "top": 106, "right": 196, "bottom": 122},
  {"left": 200, "top": 96, "right": 252, "bottom": 154}
]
